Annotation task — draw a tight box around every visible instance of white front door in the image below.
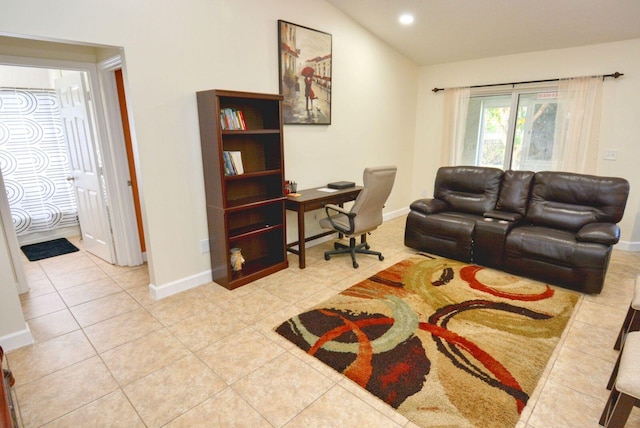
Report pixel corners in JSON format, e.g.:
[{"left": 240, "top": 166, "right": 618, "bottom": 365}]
[{"left": 55, "top": 72, "right": 114, "bottom": 263}]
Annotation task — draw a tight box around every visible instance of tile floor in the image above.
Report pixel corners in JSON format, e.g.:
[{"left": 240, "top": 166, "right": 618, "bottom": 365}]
[{"left": 6, "top": 215, "right": 640, "bottom": 427}]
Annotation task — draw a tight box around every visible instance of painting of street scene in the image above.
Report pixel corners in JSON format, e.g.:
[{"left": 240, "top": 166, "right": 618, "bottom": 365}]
[{"left": 278, "top": 20, "right": 332, "bottom": 124}]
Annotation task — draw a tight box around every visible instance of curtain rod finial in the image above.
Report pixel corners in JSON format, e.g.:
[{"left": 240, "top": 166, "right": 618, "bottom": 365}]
[
  {"left": 613, "top": 72, "right": 624, "bottom": 78},
  {"left": 432, "top": 87, "right": 443, "bottom": 93}
]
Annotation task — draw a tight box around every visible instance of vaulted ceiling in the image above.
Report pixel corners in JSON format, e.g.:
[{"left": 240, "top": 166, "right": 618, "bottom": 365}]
[{"left": 327, "top": 0, "right": 640, "bottom": 66}]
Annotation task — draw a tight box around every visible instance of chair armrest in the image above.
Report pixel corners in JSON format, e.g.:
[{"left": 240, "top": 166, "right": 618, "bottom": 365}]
[
  {"left": 324, "top": 204, "right": 356, "bottom": 234},
  {"left": 483, "top": 210, "right": 523, "bottom": 222},
  {"left": 409, "top": 198, "right": 448, "bottom": 215},
  {"left": 576, "top": 223, "right": 620, "bottom": 245}
]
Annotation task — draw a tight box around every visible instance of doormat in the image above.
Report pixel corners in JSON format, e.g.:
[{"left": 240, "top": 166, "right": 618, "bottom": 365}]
[
  {"left": 21, "top": 238, "right": 80, "bottom": 262},
  {"left": 275, "top": 253, "right": 579, "bottom": 427}
]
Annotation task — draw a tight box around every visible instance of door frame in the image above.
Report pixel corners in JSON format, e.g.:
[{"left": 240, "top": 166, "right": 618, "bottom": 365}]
[{"left": 0, "top": 54, "right": 143, "bottom": 281}]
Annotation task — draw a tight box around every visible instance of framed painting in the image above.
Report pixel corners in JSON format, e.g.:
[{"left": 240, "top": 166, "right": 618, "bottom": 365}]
[{"left": 278, "top": 20, "right": 332, "bottom": 125}]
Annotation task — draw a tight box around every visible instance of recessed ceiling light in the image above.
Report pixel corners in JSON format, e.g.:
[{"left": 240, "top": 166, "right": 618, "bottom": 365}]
[{"left": 399, "top": 14, "right": 414, "bottom": 25}]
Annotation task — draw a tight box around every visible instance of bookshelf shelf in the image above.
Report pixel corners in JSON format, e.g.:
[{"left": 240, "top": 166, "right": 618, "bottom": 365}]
[{"left": 197, "top": 89, "right": 288, "bottom": 289}]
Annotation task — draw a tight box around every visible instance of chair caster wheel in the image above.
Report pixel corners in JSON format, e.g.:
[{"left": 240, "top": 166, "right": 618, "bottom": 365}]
[
  {"left": 365, "top": 244, "right": 370, "bottom": 250},
  {"left": 353, "top": 262, "right": 359, "bottom": 268},
  {"left": 378, "top": 255, "right": 384, "bottom": 261},
  {"left": 324, "top": 254, "right": 330, "bottom": 261},
  {"left": 334, "top": 242, "right": 341, "bottom": 250}
]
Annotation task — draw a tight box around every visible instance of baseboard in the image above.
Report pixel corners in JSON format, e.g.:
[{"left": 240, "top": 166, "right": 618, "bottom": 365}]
[
  {"left": 148, "top": 269, "right": 213, "bottom": 300},
  {"left": 17, "top": 226, "right": 81, "bottom": 246},
  {"left": 616, "top": 240, "right": 640, "bottom": 252},
  {"left": 0, "top": 324, "right": 34, "bottom": 352}
]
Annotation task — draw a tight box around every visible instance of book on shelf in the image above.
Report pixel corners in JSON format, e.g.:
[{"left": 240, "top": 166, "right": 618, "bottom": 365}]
[
  {"left": 222, "top": 150, "right": 244, "bottom": 175},
  {"left": 220, "top": 108, "right": 247, "bottom": 130}
]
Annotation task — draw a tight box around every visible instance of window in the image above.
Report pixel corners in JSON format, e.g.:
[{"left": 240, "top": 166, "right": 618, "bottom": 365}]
[{"left": 461, "top": 88, "right": 560, "bottom": 171}]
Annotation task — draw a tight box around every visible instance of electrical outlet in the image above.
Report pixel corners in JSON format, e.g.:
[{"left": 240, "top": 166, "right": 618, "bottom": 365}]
[
  {"left": 604, "top": 149, "right": 618, "bottom": 161},
  {"left": 200, "top": 239, "right": 210, "bottom": 253}
]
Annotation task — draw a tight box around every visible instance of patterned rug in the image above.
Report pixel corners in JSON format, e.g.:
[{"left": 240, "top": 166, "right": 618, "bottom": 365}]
[{"left": 275, "top": 253, "right": 579, "bottom": 427}]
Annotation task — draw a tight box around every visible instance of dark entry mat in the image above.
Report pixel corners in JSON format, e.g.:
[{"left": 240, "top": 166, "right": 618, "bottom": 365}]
[{"left": 20, "top": 238, "right": 80, "bottom": 262}]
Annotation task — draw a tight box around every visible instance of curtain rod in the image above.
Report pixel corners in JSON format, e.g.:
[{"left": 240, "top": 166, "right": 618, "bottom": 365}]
[{"left": 431, "top": 72, "right": 624, "bottom": 93}]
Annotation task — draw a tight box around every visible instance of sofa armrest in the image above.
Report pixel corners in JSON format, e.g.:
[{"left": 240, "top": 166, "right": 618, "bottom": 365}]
[
  {"left": 576, "top": 223, "right": 620, "bottom": 245},
  {"left": 409, "top": 198, "right": 449, "bottom": 215},
  {"left": 483, "top": 210, "right": 523, "bottom": 222}
]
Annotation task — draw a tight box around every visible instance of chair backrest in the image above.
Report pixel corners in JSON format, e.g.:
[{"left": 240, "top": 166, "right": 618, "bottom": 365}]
[{"left": 350, "top": 166, "right": 397, "bottom": 234}]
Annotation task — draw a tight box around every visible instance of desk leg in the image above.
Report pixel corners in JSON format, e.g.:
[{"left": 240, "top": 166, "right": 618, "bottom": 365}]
[{"left": 297, "top": 209, "right": 306, "bottom": 269}]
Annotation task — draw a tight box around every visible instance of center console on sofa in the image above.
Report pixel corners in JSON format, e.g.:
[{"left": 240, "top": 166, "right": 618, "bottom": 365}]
[{"left": 404, "top": 166, "right": 630, "bottom": 294}]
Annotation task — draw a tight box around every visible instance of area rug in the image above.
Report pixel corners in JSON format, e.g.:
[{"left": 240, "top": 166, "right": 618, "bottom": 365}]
[
  {"left": 20, "top": 238, "right": 79, "bottom": 261},
  {"left": 275, "top": 253, "right": 579, "bottom": 427}
]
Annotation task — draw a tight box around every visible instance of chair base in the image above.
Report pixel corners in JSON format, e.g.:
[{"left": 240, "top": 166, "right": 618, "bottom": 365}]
[{"left": 324, "top": 235, "right": 384, "bottom": 268}]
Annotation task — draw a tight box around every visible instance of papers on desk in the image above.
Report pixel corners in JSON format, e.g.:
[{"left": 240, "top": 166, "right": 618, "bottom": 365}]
[{"left": 317, "top": 187, "right": 338, "bottom": 193}]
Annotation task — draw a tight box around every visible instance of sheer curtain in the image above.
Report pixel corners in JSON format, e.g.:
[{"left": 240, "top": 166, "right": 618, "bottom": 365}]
[
  {"left": 552, "top": 75, "right": 603, "bottom": 173},
  {"left": 441, "top": 87, "right": 470, "bottom": 165}
]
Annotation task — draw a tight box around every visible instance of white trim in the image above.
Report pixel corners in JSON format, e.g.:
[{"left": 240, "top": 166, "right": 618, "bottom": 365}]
[
  {"left": 96, "top": 55, "right": 144, "bottom": 266},
  {"left": 0, "top": 324, "right": 33, "bottom": 352},
  {"left": 149, "top": 270, "right": 213, "bottom": 300},
  {"left": 616, "top": 240, "right": 640, "bottom": 252},
  {"left": 0, "top": 171, "right": 28, "bottom": 294},
  {"left": 17, "top": 225, "right": 81, "bottom": 246}
]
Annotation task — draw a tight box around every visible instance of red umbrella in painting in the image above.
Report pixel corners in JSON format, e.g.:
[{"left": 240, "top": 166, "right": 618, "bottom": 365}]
[{"left": 301, "top": 67, "right": 315, "bottom": 77}]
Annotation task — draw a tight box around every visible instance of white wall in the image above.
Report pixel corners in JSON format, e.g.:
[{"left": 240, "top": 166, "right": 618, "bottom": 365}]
[
  {"left": 414, "top": 39, "right": 640, "bottom": 248},
  {"left": 0, "top": 0, "right": 417, "bottom": 304}
]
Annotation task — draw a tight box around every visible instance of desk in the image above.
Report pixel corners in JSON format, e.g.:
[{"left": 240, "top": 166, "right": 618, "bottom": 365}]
[{"left": 286, "top": 186, "right": 362, "bottom": 268}]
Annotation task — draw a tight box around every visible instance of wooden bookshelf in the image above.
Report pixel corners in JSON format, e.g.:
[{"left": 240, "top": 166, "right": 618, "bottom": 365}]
[{"left": 197, "top": 89, "right": 288, "bottom": 289}]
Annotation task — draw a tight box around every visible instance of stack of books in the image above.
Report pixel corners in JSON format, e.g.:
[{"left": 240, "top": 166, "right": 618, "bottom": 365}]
[
  {"left": 220, "top": 108, "right": 247, "bottom": 130},
  {"left": 222, "top": 151, "right": 244, "bottom": 175}
]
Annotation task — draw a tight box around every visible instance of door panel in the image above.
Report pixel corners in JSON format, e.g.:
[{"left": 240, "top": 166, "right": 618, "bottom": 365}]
[{"left": 55, "top": 73, "right": 114, "bottom": 263}]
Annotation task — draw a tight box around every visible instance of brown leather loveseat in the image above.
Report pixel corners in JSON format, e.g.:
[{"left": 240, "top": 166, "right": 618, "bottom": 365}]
[{"left": 404, "top": 166, "right": 630, "bottom": 294}]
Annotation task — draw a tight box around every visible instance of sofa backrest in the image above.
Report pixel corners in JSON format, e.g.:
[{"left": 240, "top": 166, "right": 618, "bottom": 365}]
[
  {"left": 495, "top": 170, "right": 535, "bottom": 217},
  {"left": 434, "top": 166, "right": 503, "bottom": 215},
  {"left": 526, "top": 171, "right": 630, "bottom": 231}
]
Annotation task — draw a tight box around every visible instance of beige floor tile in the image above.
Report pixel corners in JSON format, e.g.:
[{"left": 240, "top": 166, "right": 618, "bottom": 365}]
[
  {"left": 19, "top": 277, "right": 55, "bottom": 300},
  {"left": 285, "top": 384, "right": 403, "bottom": 428},
  {"left": 101, "top": 328, "right": 190, "bottom": 386},
  {"left": 165, "top": 387, "right": 271, "bottom": 428},
  {"left": 527, "top": 378, "right": 605, "bottom": 428},
  {"left": 233, "top": 352, "right": 334, "bottom": 426},
  {"left": 83, "top": 308, "right": 163, "bottom": 353},
  {"left": 49, "top": 264, "right": 110, "bottom": 290},
  {"left": 42, "top": 390, "right": 145, "bottom": 427},
  {"left": 197, "top": 328, "right": 285, "bottom": 384},
  {"left": 260, "top": 272, "right": 327, "bottom": 304},
  {"left": 217, "top": 288, "right": 290, "bottom": 324},
  {"left": 26, "top": 309, "right": 80, "bottom": 343},
  {"left": 7, "top": 330, "right": 96, "bottom": 386},
  {"left": 111, "top": 265, "right": 150, "bottom": 289},
  {"left": 38, "top": 251, "right": 96, "bottom": 277},
  {"left": 69, "top": 291, "right": 141, "bottom": 327},
  {"left": 15, "top": 356, "right": 118, "bottom": 427},
  {"left": 166, "top": 307, "right": 247, "bottom": 352},
  {"left": 20, "top": 292, "right": 67, "bottom": 320},
  {"left": 126, "top": 284, "right": 156, "bottom": 307},
  {"left": 57, "top": 277, "right": 123, "bottom": 307},
  {"left": 563, "top": 319, "right": 620, "bottom": 363},
  {"left": 123, "top": 355, "right": 226, "bottom": 427},
  {"left": 146, "top": 287, "right": 221, "bottom": 326},
  {"left": 574, "top": 299, "right": 628, "bottom": 331},
  {"left": 547, "top": 346, "right": 614, "bottom": 403}
]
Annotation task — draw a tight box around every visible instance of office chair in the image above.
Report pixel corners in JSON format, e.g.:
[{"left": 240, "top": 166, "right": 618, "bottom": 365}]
[{"left": 319, "top": 166, "right": 397, "bottom": 268}]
